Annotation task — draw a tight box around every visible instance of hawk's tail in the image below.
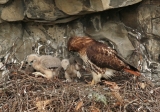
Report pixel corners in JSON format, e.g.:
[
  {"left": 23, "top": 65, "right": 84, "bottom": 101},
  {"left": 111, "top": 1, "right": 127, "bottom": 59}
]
[{"left": 124, "top": 68, "right": 141, "bottom": 76}]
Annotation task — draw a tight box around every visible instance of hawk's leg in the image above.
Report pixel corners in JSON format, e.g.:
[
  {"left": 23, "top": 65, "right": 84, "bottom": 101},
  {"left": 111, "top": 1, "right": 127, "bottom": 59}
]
[
  {"left": 88, "top": 72, "right": 102, "bottom": 85},
  {"left": 103, "top": 81, "right": 117, "bottom": 86},
  {"left": 64, "top": 72, "right": 72, "bottom": 82},
  {"left": 76, "top": 71, "right": 81, "bottom": 78},
  {"left": 19, "top": 61, "right": 24, "bottom": 70},
  {"left": 85, "top": 79, "right": 95, "bottom": 85},
  {"left": 32, "top": 72, "right": 46, "bottom": 78},
  {"left": 90, "top": 79, "right": 95, "bottom": 85}
]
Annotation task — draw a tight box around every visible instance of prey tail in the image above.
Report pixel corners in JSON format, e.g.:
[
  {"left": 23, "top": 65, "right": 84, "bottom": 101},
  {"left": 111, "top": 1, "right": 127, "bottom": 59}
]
[{"left": 124, "top": 68, "right": 141, "bottom": 76}]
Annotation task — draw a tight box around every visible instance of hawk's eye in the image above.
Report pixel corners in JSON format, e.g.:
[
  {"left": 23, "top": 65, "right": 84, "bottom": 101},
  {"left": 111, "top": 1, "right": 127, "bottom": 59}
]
[{"left": 30, "top": 61, "right": 34, "bottom": 64}]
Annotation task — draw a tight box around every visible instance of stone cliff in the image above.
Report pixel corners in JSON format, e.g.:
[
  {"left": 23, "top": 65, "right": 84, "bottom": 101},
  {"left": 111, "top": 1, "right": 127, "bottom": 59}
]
[{"left": 0, "top": 0, "right": 160, "bottom": 84}]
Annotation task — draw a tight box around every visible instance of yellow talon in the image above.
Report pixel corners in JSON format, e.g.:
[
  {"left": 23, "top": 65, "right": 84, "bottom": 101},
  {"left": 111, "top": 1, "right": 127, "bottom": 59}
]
[{"left": 90, "top": 79, "right": 95, "bottom": 85}]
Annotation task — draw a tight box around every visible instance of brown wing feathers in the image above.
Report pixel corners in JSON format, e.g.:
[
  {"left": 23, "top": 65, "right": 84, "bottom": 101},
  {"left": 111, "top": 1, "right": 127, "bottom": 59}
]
[
  {"left": 86, "top": 41, "right": 141, "bottom": 76},
  {"left": 86, "top": 41, "right": 126, "bottom": 70}
]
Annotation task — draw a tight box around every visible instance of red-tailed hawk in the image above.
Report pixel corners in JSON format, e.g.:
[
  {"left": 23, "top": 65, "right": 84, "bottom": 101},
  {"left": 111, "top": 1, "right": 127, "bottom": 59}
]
[
  {"left": 27, "top": 54, "right": 61, "bottom": 79},
  {"left": 67, "top": 36, "right": 140, "bottom": 85}
]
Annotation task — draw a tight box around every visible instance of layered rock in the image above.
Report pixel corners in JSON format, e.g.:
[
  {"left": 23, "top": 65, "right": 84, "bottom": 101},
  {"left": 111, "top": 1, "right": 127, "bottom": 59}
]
[
  {"left": 0, "top": 0, "right": 9, "bottom": 4},
  {"left": 0, "top": 0, "right": 142, "bottom": 22},
  {"left": 1, "top": 0, "right": 24, "bottom": 21},
  {"left": 0, "top": 0, "right": 160, "bottom": 84}
]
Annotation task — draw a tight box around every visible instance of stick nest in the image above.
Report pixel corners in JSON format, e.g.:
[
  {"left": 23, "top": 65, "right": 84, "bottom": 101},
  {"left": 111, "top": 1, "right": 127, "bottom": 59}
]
[{"left": 0, "top": 64, "right": 160, "bottom": 112}]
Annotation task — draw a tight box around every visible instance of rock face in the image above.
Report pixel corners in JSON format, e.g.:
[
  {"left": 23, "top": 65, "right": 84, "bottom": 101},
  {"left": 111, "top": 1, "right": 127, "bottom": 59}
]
[
  {"left": 1, "top": 0, "right": 24, "bottom": 21},
  {"left": 55, "top": 0, "right": 142, "bottom": 15},
  {"left": 0, "top": 0, "right": 142, "bottom": 22},
  {"left": 0, "top": 0, "right": 160, "bottom": 85},
  {"left": 0, "top": 0, "right": 9, "bottom": 4},
  {"left": 24, "top": 0, "right": 66, "bottom": 21}
]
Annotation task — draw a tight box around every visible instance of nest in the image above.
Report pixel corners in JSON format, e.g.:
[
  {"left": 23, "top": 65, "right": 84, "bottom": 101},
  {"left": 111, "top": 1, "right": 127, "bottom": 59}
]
[{"left": 0, "top": 63, "right": 160, "bottom": 112}]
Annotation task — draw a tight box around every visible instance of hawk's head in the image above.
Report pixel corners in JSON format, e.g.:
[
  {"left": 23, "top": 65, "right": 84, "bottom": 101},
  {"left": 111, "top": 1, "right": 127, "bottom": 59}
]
[
  {"left": 67, "top": 36, "right": 95, "bottom": 52},
  {"left": 26, "top": 54, "right": 39, "bottom": 65}
]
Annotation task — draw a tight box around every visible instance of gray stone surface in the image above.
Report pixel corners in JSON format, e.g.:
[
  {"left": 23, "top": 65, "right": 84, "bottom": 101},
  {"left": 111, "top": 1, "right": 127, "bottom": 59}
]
[
  {"left": 0, "top": 22, "right": 24, "bottom": 60},
  {"left": 0, "top": 0, "right": 159, "bottom": 85},
  {"left": 138, "top": 4, "right": 160, "bottom": 35},
  {"left": 55, "top": 0, "right": 142, "bottom": 15},
  {"left": 25, "top": 0, "right": 67, "bottom": 21},
  {"left": 0, "top": 0, "right": 9, "bottom": 4},
  {"left": 109, "top": 0, "right": 141, "bottom": 7},
  {"left": 1, "top": 0, "right": 24, "bottom": 21},
  {"left": 0, "top": 0, "right": 142, "bottom": 22},
  {"left": 55, "top": 0, "right": 84, "bottom": 15},
  {"left": 152, "top": 18, "right": 160, "bottom": 37},
  {"left": 145, "top": 38, "right": 160, "bottom": 62},
  {"left": 0, "top": 5, "right": 4, "bottom": 23}
]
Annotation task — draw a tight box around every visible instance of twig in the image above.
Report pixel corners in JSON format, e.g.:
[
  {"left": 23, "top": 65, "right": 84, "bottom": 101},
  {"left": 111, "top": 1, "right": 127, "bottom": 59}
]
[{"left": 124, "top": 99, "right": 138, "bottom": 112}]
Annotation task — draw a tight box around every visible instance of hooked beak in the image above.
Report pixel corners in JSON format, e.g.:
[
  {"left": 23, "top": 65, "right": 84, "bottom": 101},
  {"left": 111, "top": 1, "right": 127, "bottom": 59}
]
[{"left": 27, "top": 61, "right": 33, "bottom": 66}]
